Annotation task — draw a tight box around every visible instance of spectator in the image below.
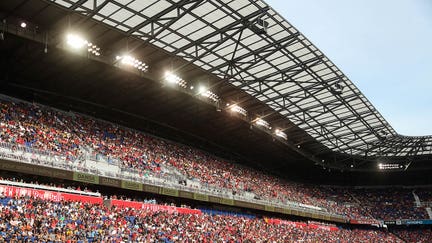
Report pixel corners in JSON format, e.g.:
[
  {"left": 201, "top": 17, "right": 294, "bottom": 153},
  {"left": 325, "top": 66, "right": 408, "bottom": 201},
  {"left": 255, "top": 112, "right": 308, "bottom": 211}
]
[{"left": 0, "top": 98, "right": 429, "bottom": 221}]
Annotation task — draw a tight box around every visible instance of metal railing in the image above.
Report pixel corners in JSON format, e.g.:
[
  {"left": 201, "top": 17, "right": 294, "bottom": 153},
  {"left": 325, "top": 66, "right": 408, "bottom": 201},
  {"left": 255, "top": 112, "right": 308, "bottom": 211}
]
[
  {"left": 0, "top": 179, "right": 101, "bottom": 197},
  {"left": 0, "top": 141, "right": 345, "bottom": 219}
]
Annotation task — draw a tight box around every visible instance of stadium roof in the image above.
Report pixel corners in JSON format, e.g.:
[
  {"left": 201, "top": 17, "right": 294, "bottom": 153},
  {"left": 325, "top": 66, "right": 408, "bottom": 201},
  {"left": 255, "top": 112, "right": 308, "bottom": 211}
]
[
  {"left": 0, "top": 0, "right": 431, "bottom": 177},
  {"left": 44, "top": 0, "right": 431, "bottom": 158}
]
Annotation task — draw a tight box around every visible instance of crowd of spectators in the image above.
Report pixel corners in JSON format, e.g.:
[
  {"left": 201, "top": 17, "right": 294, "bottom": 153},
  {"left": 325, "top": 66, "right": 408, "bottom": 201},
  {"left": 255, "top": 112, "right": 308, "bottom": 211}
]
[
  {"left": 0, "top": 176, "right": 92, "bottom": 193},
  {"left": 0, "top": 98, "right": 430, "bottom": 221},
  {"left": 316, "top": 187, "right": 428, "bottom": 220},
  {"left": 348, "top": 188, "right": 427, "bottom": 220},
  {"left": 415, "top": 190, "right": 432, "bottom": 204},
  {"left": 393, "top": 227, "right": 432, "bottom": 243},
  {"left": 0, "top": 192, "right": 403, "bottom": 242}
]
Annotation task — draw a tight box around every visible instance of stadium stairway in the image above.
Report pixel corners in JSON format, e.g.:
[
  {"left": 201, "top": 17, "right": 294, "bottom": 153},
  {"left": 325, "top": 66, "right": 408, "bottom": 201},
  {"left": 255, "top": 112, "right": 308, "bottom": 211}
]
[
  {"left": 426, "top": 207, "right": 432, "bottom": 219},
  {"left": 391, "top": 232, "right": 408, "bottom": 243},
  {"left": 347, "top": 190, "right": 376, "bottom": 220},
  {"left": 413, "top": 190, "right": 432, "bottom": 219},
  {"left": 412, "top": 190, "right": 421, "bottom": 207}
]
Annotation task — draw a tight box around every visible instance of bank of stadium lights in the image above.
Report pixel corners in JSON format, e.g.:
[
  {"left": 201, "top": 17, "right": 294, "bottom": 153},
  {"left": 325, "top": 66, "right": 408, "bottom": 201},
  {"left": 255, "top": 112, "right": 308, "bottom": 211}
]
[
  {"left": 254, "top": 118, "right": 271, "bottom": 130},
  {"left": 198, "top": 86, "right": 219, "bottom": 102},
  {"left": 87, "top": 43, "right": 101, "bottom": 56},
  {"left": 378, "top": 163, "right": 404, "bottom": 170},
  {"left": 228, "top": 104, "right": 247, "bottom": 116},
  {"left": 66, "top": 33, "right": 100, "bottom": 56},
  {"left": 66, "top": 34, "right": 85, "bottom": 49},
  {"left": 164, "top": 71, "right": 187, "bottom": 88},
  {"left": 115, "top": 55, "right": 148, "bottom": 72},
  {"left": 275, "top": 129, "right": 287, "bottom": 140}
]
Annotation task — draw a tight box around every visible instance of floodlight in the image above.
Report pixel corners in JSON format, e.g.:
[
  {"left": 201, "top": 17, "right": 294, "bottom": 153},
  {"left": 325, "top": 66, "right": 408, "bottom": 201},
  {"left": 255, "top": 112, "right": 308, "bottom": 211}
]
[
  {"left": 165, "top": 72, "right": 178, "bottom": 83},
  {"left": 164, "top": 71, "right": 187, "bottom": 88},
  {"left": 331, "top": 81, "right": 344, "bottom": 95},
  {"left": 66, "top": 33, "right": 101, "bottom": 56},
  {"left": 377, "top": 163, "right": 402, "bottom": 170},
  {"left": 275, "top": 129, "right": 287, "bottom": 140},
  {"left": 229, "top": 104, "right": 247, "bottom": 116},
  {"left": 254, "top": 118, "right": 271, "bottom": 130},
  {"left": 20, "top": 22, "right": 27, "bottom": 28},
  {"left": 87, "top": 43, "right": 100, "bottom": 56},
  {"left": 251, "top": 18, "right": 269, "bottom": 35},
  {"left": 66, "top": 34, "right": 86, "bottom": 49},
  {"left": 198, "top": 86, "right": 219, "bottom": 102},
  {"left": 198, "top": 85, "right": 208, "bottom": 94},
  {"left": 116, "top": 55, "right": 148, "bottom": 72},
  {"left": 120, "top": 55, "right": 134, "bottom": 65}
]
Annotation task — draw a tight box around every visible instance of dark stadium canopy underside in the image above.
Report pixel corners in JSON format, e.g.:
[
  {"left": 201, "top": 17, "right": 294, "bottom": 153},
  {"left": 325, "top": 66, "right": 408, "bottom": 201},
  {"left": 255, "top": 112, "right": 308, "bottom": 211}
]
[{"left": 0, "top": 0, "right": 431, "bottom": 175}]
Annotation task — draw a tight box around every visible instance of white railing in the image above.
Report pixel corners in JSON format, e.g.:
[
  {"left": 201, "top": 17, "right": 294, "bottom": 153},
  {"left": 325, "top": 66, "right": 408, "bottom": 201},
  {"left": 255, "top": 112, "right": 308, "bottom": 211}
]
[
  {"left": 0, "top": 179, "right": 101, "bottom": 197},
  {"left": 0, "top": 141, "right": 345, "bottom": 219}
]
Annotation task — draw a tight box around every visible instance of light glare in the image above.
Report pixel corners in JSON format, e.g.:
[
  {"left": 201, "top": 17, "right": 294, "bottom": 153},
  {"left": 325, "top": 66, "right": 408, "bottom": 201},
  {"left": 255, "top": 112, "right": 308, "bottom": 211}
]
[
  {"left": 255, "top": 118, "right": 271, "bottom": 130},
  {"left": 66, "top": 34, "right": 86, "bottom": 49},
  {"left": 164, "top": 72, "right": 187, "bottom": 88},
  {"left": 199, "top": 87, "right": 219, "bottom": 102},
  {"left": 229, "top": 104, "right": 247, "bottom": 116},
  {"left": 275, "top": 129, "right": 287, "bottom": 140},
  {"left": 66, "top": 33, "right": 100, "bottom": 56},
  {"left": 198, "top": 86, "right": 208, "bottom": 94},
  {"left": 378, "top": 163, "right": 402, "bottom": 170},
  {"left": 116, "top": 55, "right": 148, "bottom": 72}
]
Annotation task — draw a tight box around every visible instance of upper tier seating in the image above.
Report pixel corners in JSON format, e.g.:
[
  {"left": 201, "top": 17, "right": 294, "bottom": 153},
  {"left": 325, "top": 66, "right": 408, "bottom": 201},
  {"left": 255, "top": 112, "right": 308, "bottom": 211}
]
[{"left": 0, "top": 97, "right": 429, "bottom": 221}]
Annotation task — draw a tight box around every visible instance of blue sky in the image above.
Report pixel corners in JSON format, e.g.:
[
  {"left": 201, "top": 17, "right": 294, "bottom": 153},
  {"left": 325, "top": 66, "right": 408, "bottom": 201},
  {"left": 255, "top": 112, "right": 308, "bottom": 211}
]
[{"left": 265, "top": 0, "right": 432, "bottom": 136}]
